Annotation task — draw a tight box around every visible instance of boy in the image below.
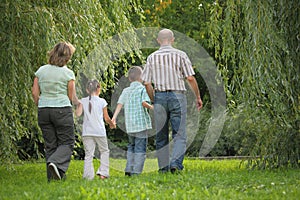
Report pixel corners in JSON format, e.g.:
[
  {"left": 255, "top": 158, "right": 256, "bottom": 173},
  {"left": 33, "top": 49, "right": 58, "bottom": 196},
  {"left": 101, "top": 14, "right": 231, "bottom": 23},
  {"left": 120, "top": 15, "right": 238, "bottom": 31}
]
[{"left": 112, "top": 66, "right": 153, "bottom": 176}]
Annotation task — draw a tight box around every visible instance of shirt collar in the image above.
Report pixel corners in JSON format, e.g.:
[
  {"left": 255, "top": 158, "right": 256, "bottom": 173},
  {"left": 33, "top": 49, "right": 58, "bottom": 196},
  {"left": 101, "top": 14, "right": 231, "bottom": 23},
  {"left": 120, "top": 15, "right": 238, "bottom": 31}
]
[
  {"left": 130, "top": 81, "right": 142, "bottom": 87},
  {"left": 159, "top": 45, "right": 173, "bottom": 50}
]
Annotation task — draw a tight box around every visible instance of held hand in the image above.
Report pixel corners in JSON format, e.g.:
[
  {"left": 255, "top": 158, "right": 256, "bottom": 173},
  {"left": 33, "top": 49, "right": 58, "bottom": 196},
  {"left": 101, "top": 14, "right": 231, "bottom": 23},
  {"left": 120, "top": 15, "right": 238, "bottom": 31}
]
[
  {"left": 76, "top": 100, "right": 82, "bottom": 106},
  {"left": 150, "top": 105, "right": 154, "bottom": 110},
  {"left": 109, "top": 123, "right": 116, "bottom": 129},
  {"left": 110, "top": 118, "right": 117, "bottom": 129}
]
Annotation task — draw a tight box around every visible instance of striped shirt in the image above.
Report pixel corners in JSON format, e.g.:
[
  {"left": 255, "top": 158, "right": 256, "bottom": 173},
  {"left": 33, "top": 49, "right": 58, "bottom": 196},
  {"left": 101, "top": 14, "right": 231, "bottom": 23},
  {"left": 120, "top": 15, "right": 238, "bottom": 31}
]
[
  {"left": 141, "top": 45, "right": 195, "bottom": 91},
  {"left": 118, "top": 81, "right": 152, "bottom": 133}
]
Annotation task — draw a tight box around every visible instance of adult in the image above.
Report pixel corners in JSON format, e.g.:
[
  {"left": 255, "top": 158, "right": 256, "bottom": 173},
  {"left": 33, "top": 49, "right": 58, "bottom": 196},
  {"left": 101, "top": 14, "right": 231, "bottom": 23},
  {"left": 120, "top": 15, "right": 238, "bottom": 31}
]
[
  {"left": 32, "top": 42, "right": 80, "bottom": 182},
  {"left": 141, "top": 29, "right": 203, "bottom": 173}
]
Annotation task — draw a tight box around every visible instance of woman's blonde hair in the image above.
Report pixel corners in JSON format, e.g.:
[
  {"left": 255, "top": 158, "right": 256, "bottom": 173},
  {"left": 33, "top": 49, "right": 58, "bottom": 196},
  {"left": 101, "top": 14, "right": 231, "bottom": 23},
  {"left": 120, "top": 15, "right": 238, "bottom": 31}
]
[{"left": 48, "top": 42, "right": 75, "bottom": 67}]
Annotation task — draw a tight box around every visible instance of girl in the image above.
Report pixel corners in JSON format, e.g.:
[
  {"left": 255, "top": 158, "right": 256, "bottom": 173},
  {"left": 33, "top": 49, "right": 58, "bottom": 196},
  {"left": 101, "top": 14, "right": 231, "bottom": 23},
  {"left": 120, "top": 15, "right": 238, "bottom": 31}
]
[{"left": 76, "top": 80, "right": 115, "bottom": 179}]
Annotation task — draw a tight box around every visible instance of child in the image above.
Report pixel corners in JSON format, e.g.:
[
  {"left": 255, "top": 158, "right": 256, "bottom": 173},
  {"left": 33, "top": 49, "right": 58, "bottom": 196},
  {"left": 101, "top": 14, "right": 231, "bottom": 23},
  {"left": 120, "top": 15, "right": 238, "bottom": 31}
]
[
  {"left": 112, "top": 66, "right": 153, "bottom": 176},
  {"left": 76, "top": 79, "right": 115, "bottom": 180}
]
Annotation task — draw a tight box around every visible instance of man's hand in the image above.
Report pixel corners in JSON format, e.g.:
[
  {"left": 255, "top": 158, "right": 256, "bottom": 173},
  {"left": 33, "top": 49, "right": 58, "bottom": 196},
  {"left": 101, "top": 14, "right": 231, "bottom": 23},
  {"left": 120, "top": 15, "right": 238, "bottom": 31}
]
[{"left": 196, "top": 97, "right": 203, "bottom": 111}]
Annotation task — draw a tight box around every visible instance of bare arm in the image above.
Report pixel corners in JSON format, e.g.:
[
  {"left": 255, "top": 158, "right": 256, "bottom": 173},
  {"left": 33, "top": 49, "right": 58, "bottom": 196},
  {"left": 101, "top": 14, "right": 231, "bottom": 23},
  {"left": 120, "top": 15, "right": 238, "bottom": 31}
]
[
  {"left": 142, "top": 101, "right": 153, "bottom": 110},
  {"left": 144, "top": 83, "right": 154, "bottom": 102},
  {"left": 103, "top": 106, "right": 116, "bottom": 129},
  {"left": 75, "top": 103, "right": 83, "bottom": 117},
  {"left": 67, "top": 80, "right": 80, "bottom": 106},
  {"left": 186, "top": 75, "right": 203, "bottom": 111},
  {"left": 32, "top": 77, "right": 40, "bottom": 106},
  {"left": 112, "top": 103, "right": 123, "bottom": 124}
]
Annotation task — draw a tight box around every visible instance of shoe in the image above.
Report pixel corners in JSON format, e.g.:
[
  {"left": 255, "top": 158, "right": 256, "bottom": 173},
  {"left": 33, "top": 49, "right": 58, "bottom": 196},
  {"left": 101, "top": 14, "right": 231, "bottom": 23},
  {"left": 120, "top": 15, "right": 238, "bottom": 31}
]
[
  {"left": 97, "top": 174, "right": 108, "bottom": 179},
  {"left": 48, "top": 163, "right": 61, "bottom": 180},
  {"left": 170, "top": 167, "right": 180, "bottom": 174},
  {"left": 100, "top": 175, "right": 107, "bottom": 179},
  {"left": 59, "top": 169, "right": 66, "bottom": 181},
  {"left": 125, "top": 172, "right": 131, "bottom": 176},
  {"left": 158, "top": 167, "right": 169, "bottom": 173}
]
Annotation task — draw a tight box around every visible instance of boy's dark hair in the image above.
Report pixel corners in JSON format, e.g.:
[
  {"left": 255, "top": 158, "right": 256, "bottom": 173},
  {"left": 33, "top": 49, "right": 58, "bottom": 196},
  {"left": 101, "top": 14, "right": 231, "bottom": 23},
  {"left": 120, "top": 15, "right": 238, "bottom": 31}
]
[
  {"left": 128, "top": 66, "right": 142, "bottom": 82},
  {"left": 86, "top": 79, "right": 100, "bottom": 113}
]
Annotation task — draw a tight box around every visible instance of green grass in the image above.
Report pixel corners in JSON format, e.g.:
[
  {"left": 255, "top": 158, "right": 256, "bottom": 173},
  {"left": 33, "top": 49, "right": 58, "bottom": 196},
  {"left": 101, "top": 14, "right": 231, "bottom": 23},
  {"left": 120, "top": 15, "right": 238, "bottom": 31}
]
[{"left": 0, "top": 159, "right": 299, "bottom": 199}]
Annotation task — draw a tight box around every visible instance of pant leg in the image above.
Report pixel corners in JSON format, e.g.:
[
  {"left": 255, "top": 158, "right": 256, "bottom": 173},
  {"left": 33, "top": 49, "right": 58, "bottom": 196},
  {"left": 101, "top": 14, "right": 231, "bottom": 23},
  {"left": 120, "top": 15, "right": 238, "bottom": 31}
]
[
  {"left": 154, "top": 92, "right": 170, "bottom": 171},
  {"left": 125, "top": 135, "right": 135, "bottom": 173},
  {"left": 132, "top": 131, "right": 148, "bottom": 174},
  {"left": 48, "top": 107, "right": 75, "bottom": 173},
  {"left": 82, "top": 136, "right": 96, "bottom": 180},
  {"left": 38, "top": 108, "right": 57, "bottom": 181},
  {"left": 95, "top": 137, "right": 110, "bottom": 177},
  {"left": 169, "top": 93, "right": 187, "bottom": 170}
]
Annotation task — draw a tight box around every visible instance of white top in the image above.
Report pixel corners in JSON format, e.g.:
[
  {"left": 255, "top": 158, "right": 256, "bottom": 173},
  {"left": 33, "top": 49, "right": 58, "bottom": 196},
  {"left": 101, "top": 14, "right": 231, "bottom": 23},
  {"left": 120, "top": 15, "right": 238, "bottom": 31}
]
[{"left": 80, "top": 96, "right": 108, "bottom": 137}]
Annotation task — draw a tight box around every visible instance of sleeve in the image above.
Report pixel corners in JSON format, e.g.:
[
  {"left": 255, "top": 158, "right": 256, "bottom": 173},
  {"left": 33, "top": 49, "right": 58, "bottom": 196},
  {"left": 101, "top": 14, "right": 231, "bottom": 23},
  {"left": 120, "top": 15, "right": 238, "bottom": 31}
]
[
  {"left": 141, "top": 57, "right": 152, "bottom": 83},
  {"left": 65, "top": 68, "right": 75, "bottom": 81},
  {"left": 181, "top": 53, "right": 195, "bottom": 77},
  {"left": 117, "top": 91, "right": 125, "bottom": 105},
  {"left": 141, "top": 87, "right": 150, "bottom": 103},
  {"left": 102, "top": 99, "right": 108, "bottom": 108},
  {"left": 34, "top": 66, "right": 43, "bottom": 78}
]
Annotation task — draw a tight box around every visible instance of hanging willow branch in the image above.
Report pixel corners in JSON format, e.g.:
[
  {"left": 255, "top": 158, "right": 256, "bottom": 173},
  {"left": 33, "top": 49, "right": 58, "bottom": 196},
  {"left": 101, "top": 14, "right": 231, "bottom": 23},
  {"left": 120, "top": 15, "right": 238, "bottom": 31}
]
[
  {"left": 0, "top": 0, "right": 144, "bottom": 163},
  {"left": 208, "top": 0, "right": 299, "bottom": 168}
]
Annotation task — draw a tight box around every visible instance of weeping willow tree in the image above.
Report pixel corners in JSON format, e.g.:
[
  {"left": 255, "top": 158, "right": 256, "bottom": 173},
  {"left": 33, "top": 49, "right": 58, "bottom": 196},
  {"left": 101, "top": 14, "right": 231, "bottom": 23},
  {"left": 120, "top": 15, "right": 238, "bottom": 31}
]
[
  {"left": 139, "top": 0, "right": 298, "bottom": 168},
  {"left": 208, "top": 0, "right": 299, "bottom": 168},
  {"left": 0, "top": 0, "right": 144, "bottom": 163}
]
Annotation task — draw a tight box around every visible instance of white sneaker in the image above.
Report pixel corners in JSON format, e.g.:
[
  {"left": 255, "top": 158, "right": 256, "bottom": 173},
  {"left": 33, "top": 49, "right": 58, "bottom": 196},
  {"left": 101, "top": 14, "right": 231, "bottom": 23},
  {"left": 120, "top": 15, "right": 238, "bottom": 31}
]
[{"left": 48, "top": 163, "right": 61, "bottom": 180}]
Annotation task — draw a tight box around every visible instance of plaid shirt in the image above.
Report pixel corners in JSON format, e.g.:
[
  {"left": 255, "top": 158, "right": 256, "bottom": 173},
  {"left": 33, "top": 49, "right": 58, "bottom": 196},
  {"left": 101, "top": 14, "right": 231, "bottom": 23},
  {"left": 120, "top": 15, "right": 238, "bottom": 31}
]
[
  {"left": 141, "top": 45, "right": 195, "bottom": 91},
  {"left": 118, "top": 81, "right": 152, "bottom": 133}
]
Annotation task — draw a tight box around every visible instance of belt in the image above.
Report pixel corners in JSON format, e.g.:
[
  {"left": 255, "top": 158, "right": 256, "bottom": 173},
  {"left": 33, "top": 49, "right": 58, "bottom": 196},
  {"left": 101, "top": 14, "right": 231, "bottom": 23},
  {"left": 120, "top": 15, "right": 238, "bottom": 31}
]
[{"left": 155, "top": 90, "right": 186, "bottom": 94}]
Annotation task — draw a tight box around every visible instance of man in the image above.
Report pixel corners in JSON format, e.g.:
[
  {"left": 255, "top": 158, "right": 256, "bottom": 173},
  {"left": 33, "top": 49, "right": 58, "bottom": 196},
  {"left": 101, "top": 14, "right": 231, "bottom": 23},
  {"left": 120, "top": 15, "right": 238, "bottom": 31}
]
[{"left": 141, "top": 28, "right": 203, "bottom": 173}]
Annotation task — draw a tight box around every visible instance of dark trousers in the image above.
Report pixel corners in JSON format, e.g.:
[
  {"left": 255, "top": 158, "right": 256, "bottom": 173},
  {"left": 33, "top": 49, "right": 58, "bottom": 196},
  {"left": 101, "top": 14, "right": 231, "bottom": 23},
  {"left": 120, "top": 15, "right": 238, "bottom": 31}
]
[{"left": 38, "top": 107, "right": 75, "bottom": 181}]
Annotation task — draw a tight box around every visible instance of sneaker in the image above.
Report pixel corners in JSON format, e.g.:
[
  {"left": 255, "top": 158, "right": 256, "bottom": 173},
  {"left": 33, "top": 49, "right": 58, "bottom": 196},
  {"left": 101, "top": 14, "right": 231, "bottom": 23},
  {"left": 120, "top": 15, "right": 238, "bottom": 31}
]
[
  {"left": 158, "top": 168, "right": 169, "bottom": 173},
  {"left": 48, "top": 163, "right": 61, "bottom": 180},
  {"left": 97, "top": 174, "right": 108, "bottom": 179},
  {"left": 170, "top": 167, "right": 180, "bottom": 174},
  {"left": 59, "top": 169, "right": 66, "bottom": 181},
  {"left": 100, "top": 175, "right": 107, "bottom": 179},
  {"left": 125, "top": 172, "right": 131, "bottom": 176}
]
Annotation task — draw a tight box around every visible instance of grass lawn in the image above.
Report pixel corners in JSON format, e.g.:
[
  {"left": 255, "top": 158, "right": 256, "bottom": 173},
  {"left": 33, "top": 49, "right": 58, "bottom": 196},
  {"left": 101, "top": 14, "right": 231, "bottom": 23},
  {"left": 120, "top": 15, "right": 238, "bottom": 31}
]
[{"left": 0, "top": 158, "right": 299, "bottom": 199}]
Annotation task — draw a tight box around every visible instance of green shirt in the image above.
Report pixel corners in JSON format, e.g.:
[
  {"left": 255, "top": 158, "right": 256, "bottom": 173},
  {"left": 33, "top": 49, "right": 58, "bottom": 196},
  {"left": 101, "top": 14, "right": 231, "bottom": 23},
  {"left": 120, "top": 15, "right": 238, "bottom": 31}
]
[
  {"left": 118, "top": 81, "right": 152, "bottom": 133},
  {"left": 35, "top": 64, "right": 75, "bottom": 107}
]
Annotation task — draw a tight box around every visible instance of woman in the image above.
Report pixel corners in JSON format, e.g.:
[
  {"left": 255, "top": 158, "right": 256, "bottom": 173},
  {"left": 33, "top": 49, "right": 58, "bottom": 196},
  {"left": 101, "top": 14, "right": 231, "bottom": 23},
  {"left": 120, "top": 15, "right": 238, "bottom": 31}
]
[{"left": 32, "top": 42, "right": 80, "bottom": 182}]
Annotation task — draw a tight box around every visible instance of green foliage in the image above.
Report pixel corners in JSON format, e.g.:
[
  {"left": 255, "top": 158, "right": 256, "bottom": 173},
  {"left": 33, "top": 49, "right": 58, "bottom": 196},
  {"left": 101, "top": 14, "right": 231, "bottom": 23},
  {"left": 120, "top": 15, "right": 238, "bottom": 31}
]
[
  {"left": 1, "top": 0, "right": 299, "bottom": 170},
  {"left": 0, "top": 0, "right": 144, "bottom": 163},
  {"left": 207, "top": 0, "right": 299, "bottom": 168},
  {"left": 0, "top": 159, "right": 299, "bottom": 199},
  {"left": 140, "top": 0, "right": 299, "bottom": 168}
]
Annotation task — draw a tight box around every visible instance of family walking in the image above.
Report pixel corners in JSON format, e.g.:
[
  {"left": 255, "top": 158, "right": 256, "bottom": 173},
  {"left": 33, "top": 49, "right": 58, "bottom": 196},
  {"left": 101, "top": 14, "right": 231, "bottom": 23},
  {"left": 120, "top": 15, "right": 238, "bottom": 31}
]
[{"left": 32, "top": 29, "right": 203, "bottom": 182}]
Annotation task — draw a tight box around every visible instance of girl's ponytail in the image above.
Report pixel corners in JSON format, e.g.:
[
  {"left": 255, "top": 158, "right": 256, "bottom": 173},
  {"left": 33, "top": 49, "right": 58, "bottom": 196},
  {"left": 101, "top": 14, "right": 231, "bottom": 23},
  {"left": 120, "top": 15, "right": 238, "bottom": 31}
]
[{"left": 86, "top": 80, "right": 100, "bottom": 113}]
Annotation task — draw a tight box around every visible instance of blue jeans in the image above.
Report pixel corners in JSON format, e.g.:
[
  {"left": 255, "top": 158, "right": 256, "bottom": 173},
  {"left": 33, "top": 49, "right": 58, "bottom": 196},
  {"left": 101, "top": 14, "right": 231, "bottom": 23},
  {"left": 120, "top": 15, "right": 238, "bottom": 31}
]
[
  {"left": 154, "top": 91, "right": 187, "bottom": 171},
  {"left": 125, "top": 130, "right": 148, "bottom": 174}
]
